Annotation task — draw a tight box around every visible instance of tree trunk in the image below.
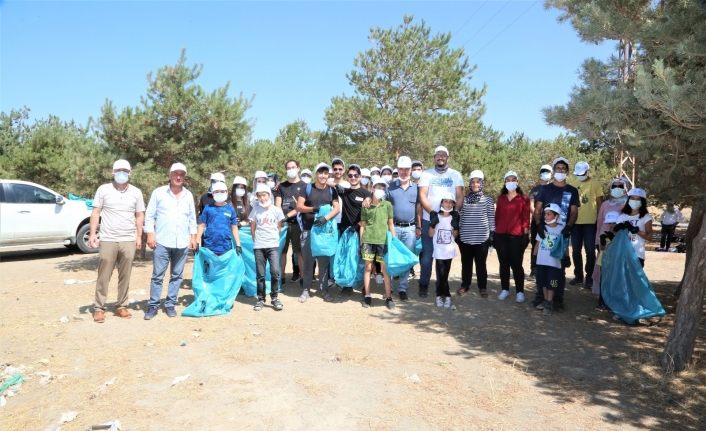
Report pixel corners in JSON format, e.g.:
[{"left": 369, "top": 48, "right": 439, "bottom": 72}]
[
  {"left": 661, "top": 204, "right": 706, "bottom": 372},
  {"left": 674, "top": 202, "right": 703, "bottom": 297}
]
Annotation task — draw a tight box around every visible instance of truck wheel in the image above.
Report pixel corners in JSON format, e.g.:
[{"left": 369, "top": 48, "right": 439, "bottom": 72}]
[{"left": 76, "top": 224, "right": 98, "bottom": 254}]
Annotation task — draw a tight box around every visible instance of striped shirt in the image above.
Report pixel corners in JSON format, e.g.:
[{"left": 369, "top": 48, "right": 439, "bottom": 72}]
[{"left": 459, "top": 195, "right": 495, "bottom": 245}]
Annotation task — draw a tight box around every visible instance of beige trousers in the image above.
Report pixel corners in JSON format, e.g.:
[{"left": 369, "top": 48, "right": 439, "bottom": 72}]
[{"left": 94, "top": 241, "right": 136, "bottom": 311}]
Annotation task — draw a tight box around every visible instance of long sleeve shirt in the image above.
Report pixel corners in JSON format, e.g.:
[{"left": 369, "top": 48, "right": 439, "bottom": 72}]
[
  {"left": 494, "top": 193, "right": 529, "bottom": 236},
  {"left": 459, "top": 195, "right": 495, "bottom": 245},
  {"left": 144, "top": 185, "right": 197, "bottom": 249}
]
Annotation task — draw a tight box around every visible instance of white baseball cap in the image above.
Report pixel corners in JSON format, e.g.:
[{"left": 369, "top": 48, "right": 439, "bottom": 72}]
[
  {"left": 370, "top": 166, "right": 380, "bottom": 174},
  {"left": 544, "top": 203, "right": 562, "bottom": 215},
  {"left": 211, "top": 181, "right": 228, "bottom": 192},
  {"left": 540, "top": 164, "right": 552, "bottom": 172},
  {"left": 255, "top": 184, "right": 271, "bottom": 195},
  {"left": 372, "top": 178, "right": 388, "bottom": 188},
  {"left": 361, "top": 168, "right": 371, "bottom": 177},
  {"left": 574, "top": 161, "right": 590, "bottom": 175},
  {"left": 552, "top": 157, "right": 570, "bottom": 168},
  {"left": 232, "top": 176, "right": 247, "bottom": 186},
  {"left": 628, "top": 188, "right": 647, "bottom": 198},
  {"left": 397, "top": 156, "right": 412, "bottom": 168},
  {"left": 300, "top": 169, "right": 312, "bottom": 177},
  {"left": 112, "top": 159, "right": 131, "bottom": 171},
  {"left": 254, "top": 170, "right": 267, "bottom": 179},
  {"left": 439, "top": 192, "right": 456, "bottom": 203},
  {"left": 210, "top": 172, "right": 226, "bottom": 182},
  {"left": 504, "top": 170, "right": 519, "bottom": 180},
  {"left": 604, "top": 211, "right": 620, "bottom": 224},
  {"left": 170, "top": 162, "right": 187, "bottom": 174},
  {"left": 469, "top": 170, "right": 484, "bottom": 180},
  {"left": 434, "top": 145, "right": 449, "bottom": 156},
  {"left": 332, "top": 157, "right": 345, "bottom": 166},
  {"left": 380, "top": 165, "right": 393, "bottom": 174},
  {"left": 314, "top": 162, "right": 331, "bottom": 173}
]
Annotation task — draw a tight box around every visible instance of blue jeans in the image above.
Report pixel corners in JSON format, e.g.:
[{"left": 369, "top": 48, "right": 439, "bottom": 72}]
[
  {"left": 394, "top": 225, "right": 416, "bottom": 292},
  {"left": 419, "top": 219, "right": 434, "bottom": 288},
  {"left": 571, "top": 223, "right": 597, "bottom": 281},
  {"left": 148, "top": 244, "right": 189, "bottom": 308}
]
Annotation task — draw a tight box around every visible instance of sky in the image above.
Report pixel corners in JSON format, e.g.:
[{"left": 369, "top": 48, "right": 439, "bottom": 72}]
[{"left": 0, "top": 0, "right": 616, "bottom": 142}]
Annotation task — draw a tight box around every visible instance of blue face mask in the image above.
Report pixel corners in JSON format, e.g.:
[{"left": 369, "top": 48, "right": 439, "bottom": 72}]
[{"left": 114, "top": 172, "right": 129, "bottom": 185}]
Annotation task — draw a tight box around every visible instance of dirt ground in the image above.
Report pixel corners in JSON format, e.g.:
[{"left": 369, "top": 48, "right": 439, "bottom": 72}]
[{"left": 1, "top": 242, "right": 704, "bottom": 431}]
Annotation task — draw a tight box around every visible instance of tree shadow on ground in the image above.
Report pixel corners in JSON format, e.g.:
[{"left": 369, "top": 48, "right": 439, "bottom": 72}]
[{"left": 373, "top": 276, "right": 706, "bottom": 430}]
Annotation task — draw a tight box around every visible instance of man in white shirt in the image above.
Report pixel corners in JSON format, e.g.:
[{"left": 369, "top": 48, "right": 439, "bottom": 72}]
[
  {"left": 417, "top": 145, "right": 465, "bottom": 297},
  {"left": 89, "top": 159, "right": 145, "bottom": 323},
  {"left": 143, "top": 163, "right": 197, "bottom": 319}
]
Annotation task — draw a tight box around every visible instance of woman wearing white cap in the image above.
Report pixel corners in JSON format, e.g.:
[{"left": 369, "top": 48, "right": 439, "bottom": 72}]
[
  {"left": 494, "top": 170, "right": 530, "bottom": 303},
  {"left": 230, "top": 176, "right": 251, "bottom": 229},
  {"left": 614, "top": 188, "right": 652, "bottom": 267}
]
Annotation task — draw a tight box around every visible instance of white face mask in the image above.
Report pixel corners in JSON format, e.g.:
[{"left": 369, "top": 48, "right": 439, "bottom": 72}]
[
  {"left": 610, "top": 187, "right": 625, "bottom": 198},
  {"left": 576, "top": 174, "right": 588, "bottom": 182},
  {"left": 440, "top": 206, "right": 453, "bottom": 213},
  {"left": 259, "top": 198, "right": 272, "bottom": 208},
  {"left": 286, "top": 168, "right": 298, "bottom": 179},
  {"left": 235, "top": 188, "right": 246, "bottom": 197},
  {"left": 373, "top": 189, "right": 386, "bottom": 200},
  {"left": 540, "top": 172, "right": 551, "bottom": 182},
  {"left": 267, "top": 180, "right": 275, "bottom": 189},
  {"left": 371, "top": 175, "right": 381, "bottom": 183},
  {"left": 544, "top": 216, "right": 557, "bottom": 225},
  {"left": 213, "top": 192, "right": 228, "bottom": 203},
  {"left": 505, "top": 181, "right": 518, "bottom": 192},
  {"left": 628, "top": 200, "right": 642, "bottom": 210},
  {"left": 411, "top": 171, "right": 422, "bottom": 180},
  {"left": 114, "top": 172, "right": 129, "bottom": 185},
  {"left": 554, "top": 173, "right": 567, "bottom": 182},
  {"left": 360, "top": 177, "right": 370, "bottom": 186},
  {"left": 301, "top": 176, "right": 312, "bottom": 184},
  {"left": 382, "top": 175, "right": 392, "bottom": 183}
]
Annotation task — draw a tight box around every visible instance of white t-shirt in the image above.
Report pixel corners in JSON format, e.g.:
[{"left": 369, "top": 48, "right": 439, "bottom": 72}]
[
  {"left": 419, "top": 168, "right": 464, "bottom": 221},
  {"left": 616, "top": 213, "right": 652, "bottom": 259},
  {"left": 432, "top": 214, "right": 457, "bottom": 260},
  {"left": 248, "top": 204, "right": 285, "bottom": 249},
  {"left": 535, "top": 224, "right": 563, "bottom": 269},
  {"left": 93, "top": 183, "right": 145, "bottom": 242}
]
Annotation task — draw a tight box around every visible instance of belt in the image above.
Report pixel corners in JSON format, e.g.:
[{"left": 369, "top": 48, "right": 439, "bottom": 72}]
[{"left": 394, "top": 222, "right": 416, "bottom": 227}]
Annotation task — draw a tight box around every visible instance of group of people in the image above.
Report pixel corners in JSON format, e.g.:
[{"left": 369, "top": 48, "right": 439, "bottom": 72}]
[{"left": 88, "top": 144, "right": 658, "bottom": 322}]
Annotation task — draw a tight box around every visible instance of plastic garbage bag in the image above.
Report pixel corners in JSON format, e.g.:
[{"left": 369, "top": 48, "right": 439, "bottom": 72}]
[
  {"left": 601, "top": 230, "right": 666, "bottom": 324},
  {"left": 311, "top": 205, "right": 338, "bottom": 257},
  {"left": 549, "top": 233, "right": 569, "bottom": 259},
  {"left": 238, "top": 225, "right": 288, "bottom": 297},
  {"left": 414, "top": 237, "right": 422, "bottom": 255},
  {"left": 384, "top": 231, "right": 419, "bottom": 277},
  {"left": 181, "top": 247, "right": 244, "bottom": 317},
  {"left": 68, "top": 193, "right": 93, "bottom": 209},
  {"left": 333, "top": 227, "right": 363, "bottom": 287}
]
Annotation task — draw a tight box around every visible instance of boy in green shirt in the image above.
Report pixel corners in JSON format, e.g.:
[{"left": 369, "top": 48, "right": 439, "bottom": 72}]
[{"left": 360, "top": 179, "right": 396, "bottom": 309}]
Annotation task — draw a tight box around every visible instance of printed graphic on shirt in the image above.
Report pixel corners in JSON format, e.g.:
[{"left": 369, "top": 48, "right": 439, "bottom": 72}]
[
  {"left": 436, "top": 229, "right": 453, "bottom": 245},
  {"left": 429, "top": 177, "right": 455, "bottom": 188}
]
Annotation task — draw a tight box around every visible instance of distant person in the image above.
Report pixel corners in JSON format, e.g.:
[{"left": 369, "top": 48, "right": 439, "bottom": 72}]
[
  {"left": 380, "top": 165, "right": 394, "bottom": 184},
  {"left": 658, "top": 203, "right": 683, "bottom": 251},
  {"left": 528, "top": 164, "right": 553, "bottom": 277},
  {"left": 300, "top": 169, "right": 313, "bottom": 184},
  {"left": 143, "top": 163, "right": 197, "bottom": 320},
  {"left": 89, "top": 159, "right": 145, "bottom": 323},
  {"left": 569, "top": 161, "right": 603, "bottom": 289},
  {"left": 276, "top": 160, "right": 305, "bottom": 283},
  {"left": 360, "top": 168, "right": 372, "bottom": 191},
  {"left": 230, "top": 176, "right": 251, "bottom": 229},
  {"left": 429, "top": 193, "right": 460, "bottom": 308},
  {"left": 494, "top": 171, "right": 530, "bottom": 303},
  {"left": 411, "top": 160, "right": 424, "bottom": 184},
  {"left": 198, "top": 172, "right": 225, "bottom": 215}
]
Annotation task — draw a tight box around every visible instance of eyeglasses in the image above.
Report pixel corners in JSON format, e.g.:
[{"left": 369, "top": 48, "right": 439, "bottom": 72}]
[{"left": 347, "top": 174, "right": 360, "bottom": 178}]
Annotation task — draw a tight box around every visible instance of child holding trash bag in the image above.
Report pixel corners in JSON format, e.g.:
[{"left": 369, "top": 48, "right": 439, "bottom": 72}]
[
  {"left": 196, "top": 181, "right": 243, "bottom": 256},
  {"left": 249, "top": 184, "right": 286, "bottom": 311},
  {"left": 532, "top": 203, "right": 566, "bottom": 316},
  {"left": 360, "top": 179, "right": 396, "bottom": 309},
  {"left": 428, "top": 193, "right": 460, "bottom": 309},
  {"left": 614, "top": 188, "right": 652, "bottom": 267}
]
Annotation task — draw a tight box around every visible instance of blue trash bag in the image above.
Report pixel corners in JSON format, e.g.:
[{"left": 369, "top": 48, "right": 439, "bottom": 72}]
[
  {"left": 550, "top": 233, "right": 569, "bottom": 259},
  {"left": 311, "top": 205, "right": 338, "bottom": 257},
  {"left": 182, "top": 247, "right": 245, "bottom": 317},
  {"left": 333, "top": 226, "right": 363, "bottom": 287},
  {"left": 384, "top": 231, "right": 419, "bottom": 277},
  {"left": 414, "top": 237, "right": 422, "bottom": 255},
  {"left": 68, "top": 193, "right": 93, "bottom": 209},
  {"left": 601, "top": 230, "right": 666, "bottom": 324},
  {"left": 238, "top": 225, "right": 289, "bottom": 297}
]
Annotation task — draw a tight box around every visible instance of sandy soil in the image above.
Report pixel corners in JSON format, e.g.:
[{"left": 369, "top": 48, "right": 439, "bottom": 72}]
[{"left": 0, "top": 243, "right": 704, "bottom": 431}]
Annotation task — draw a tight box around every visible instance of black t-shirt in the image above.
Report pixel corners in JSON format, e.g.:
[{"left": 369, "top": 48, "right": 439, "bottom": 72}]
[
  {"left": 535, "top": 183, "right": 580, "bottom": 226},
  {"left": 198, "top": 192, "right": 215, "bottom": 216},
  {"left": 300, "top": 185, "right": 339, "bottom": 231},
  {"left": 338, "top": 186, "right": 372, "bottom": 231},
  {"left": 277, "top": 180, "right": 306, "bottom": 221}
]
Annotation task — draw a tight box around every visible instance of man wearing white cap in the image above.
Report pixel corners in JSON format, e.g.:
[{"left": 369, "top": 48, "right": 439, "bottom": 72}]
[
  {"left": 89, "top": 159, "right": 146, "bottom": 323},
  {"left": 387, "top": 156, "right": 418, "bottom": 300},
  {"left": 568, "top": 161, "right": 604, "bottom": 289},
  {"left": 417, "top": 144, "right": 464, "bottom": 298},
  {"left": 528, "top": 164, "right": 553, "bottom": 277},
  {"left": 198, "top": 172, "right": 226, "bottom": 216},
  {"left": 143, "top": 162, "right": 198, "bottom": 320}
]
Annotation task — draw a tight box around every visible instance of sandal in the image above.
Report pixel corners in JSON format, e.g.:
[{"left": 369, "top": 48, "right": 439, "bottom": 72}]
[{"left": 456, "top": 287, "right": 470, "bottom": 296}]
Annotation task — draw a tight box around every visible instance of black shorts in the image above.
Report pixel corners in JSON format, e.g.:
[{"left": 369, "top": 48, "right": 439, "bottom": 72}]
[
  {"left": 535, "top": 265, "right": 562, "bottom": 290},
  {"left": 361, "top": 243, "right": 386, "bottom": 263},
  {"left": 285, "top": 221, "right": 302, "bottom": 253}
]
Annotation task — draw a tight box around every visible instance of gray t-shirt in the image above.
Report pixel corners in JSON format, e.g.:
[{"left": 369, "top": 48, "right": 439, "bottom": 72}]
[
  {"left": 93, "top": 183, "right": 145, "bottom": 242},
  {"left": 248, "top": 204, "right": 285, "bottom": 249}
]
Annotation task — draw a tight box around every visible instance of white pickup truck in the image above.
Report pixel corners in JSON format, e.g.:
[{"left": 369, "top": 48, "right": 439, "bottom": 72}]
[{"left": 0, "top": 180, "right": 97, "bottom": 253}]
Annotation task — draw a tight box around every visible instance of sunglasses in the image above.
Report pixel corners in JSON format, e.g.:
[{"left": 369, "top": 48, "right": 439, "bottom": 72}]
[
  {"left": 347, "top": 173, "right": 360, "bottom": 178},
  {"left": 611, "top": 184, "right": 625, "bottom": 189}
]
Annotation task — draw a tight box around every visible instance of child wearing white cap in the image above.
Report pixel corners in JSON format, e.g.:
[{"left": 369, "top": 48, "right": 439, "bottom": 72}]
[
  {"left": 614, "top": 188, "right": 653, "bottom": 266},
  {"left": 533, "top": 203, "right": 566, "bottom": 315},
  {"left": 428, "top": 192, "right": 460, "bottom": 308}
]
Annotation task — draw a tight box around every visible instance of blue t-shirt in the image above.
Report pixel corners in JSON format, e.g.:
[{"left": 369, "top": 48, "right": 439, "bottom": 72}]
[
  {"left": 535, "top": 183, "right": 580, "bottom": 227},
  {"left": 387, "top": 180, "right": 418, "bottom": 224},
  {"left": 199, "top": 204, "right": 238, "bottom": 254}
]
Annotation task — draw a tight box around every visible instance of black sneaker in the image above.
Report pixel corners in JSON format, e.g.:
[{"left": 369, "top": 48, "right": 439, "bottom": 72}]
[
  {"left": 569, "top": 278, "right": 584, "bottom": 286},
  {"left": 165, "top": 306, "right": 177, "bottom": 318},
  {"left": 144, "top": 306, "right": 159, "bottom": 320},
  {"left": 554, "top": 302, "right": 565, "bottom": 312},
  {"left": 385, "top": 297, "right": 396, "bottom": 310},
  {"left": 584, "top": 280, "right": 594, "bottom": 290},
  {"left": 418, "top": 286, "right": 428, "bottom": 298},
  {"left": 291, "top": 273, "right": 301, "bottom": 282},
  {"left": 271, "top": 298, "right": 283, "bottom": 311},
  {"left": 542, "top": 301, "right": 553, "bottom": 316},
  {"left": 398, "top": 291, "right": 408, "bottom": 301},
  {"left": 362, "top": 296, "right": 372, "bottom": 308}
]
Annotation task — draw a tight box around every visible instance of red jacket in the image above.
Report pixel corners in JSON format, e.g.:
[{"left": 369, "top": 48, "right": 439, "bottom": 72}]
[{"left": 495, "top": 193, "right": 530, "bottom": 236}]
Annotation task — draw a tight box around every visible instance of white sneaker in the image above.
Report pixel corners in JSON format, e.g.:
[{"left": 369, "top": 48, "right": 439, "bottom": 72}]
[
  {"left": 443, "top": 297, "right": 452, "bottom": 308},
  {"left": 435, "top": 296, "right": 444, "bottom": 307},
  {"left": 515, "top": 292, "right": 526, "bottom": 303},
  {"left": 375, "top": 274, "right": 384, "bottom": 285},
  {"left": 498, "top": 290, "right": 510, "bottom": 301}
]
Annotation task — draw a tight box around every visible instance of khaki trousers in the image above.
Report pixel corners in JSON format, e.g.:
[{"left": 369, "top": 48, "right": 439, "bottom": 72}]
[{"left": 94, "top": 241, "right": 136, "bottom": 311}]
